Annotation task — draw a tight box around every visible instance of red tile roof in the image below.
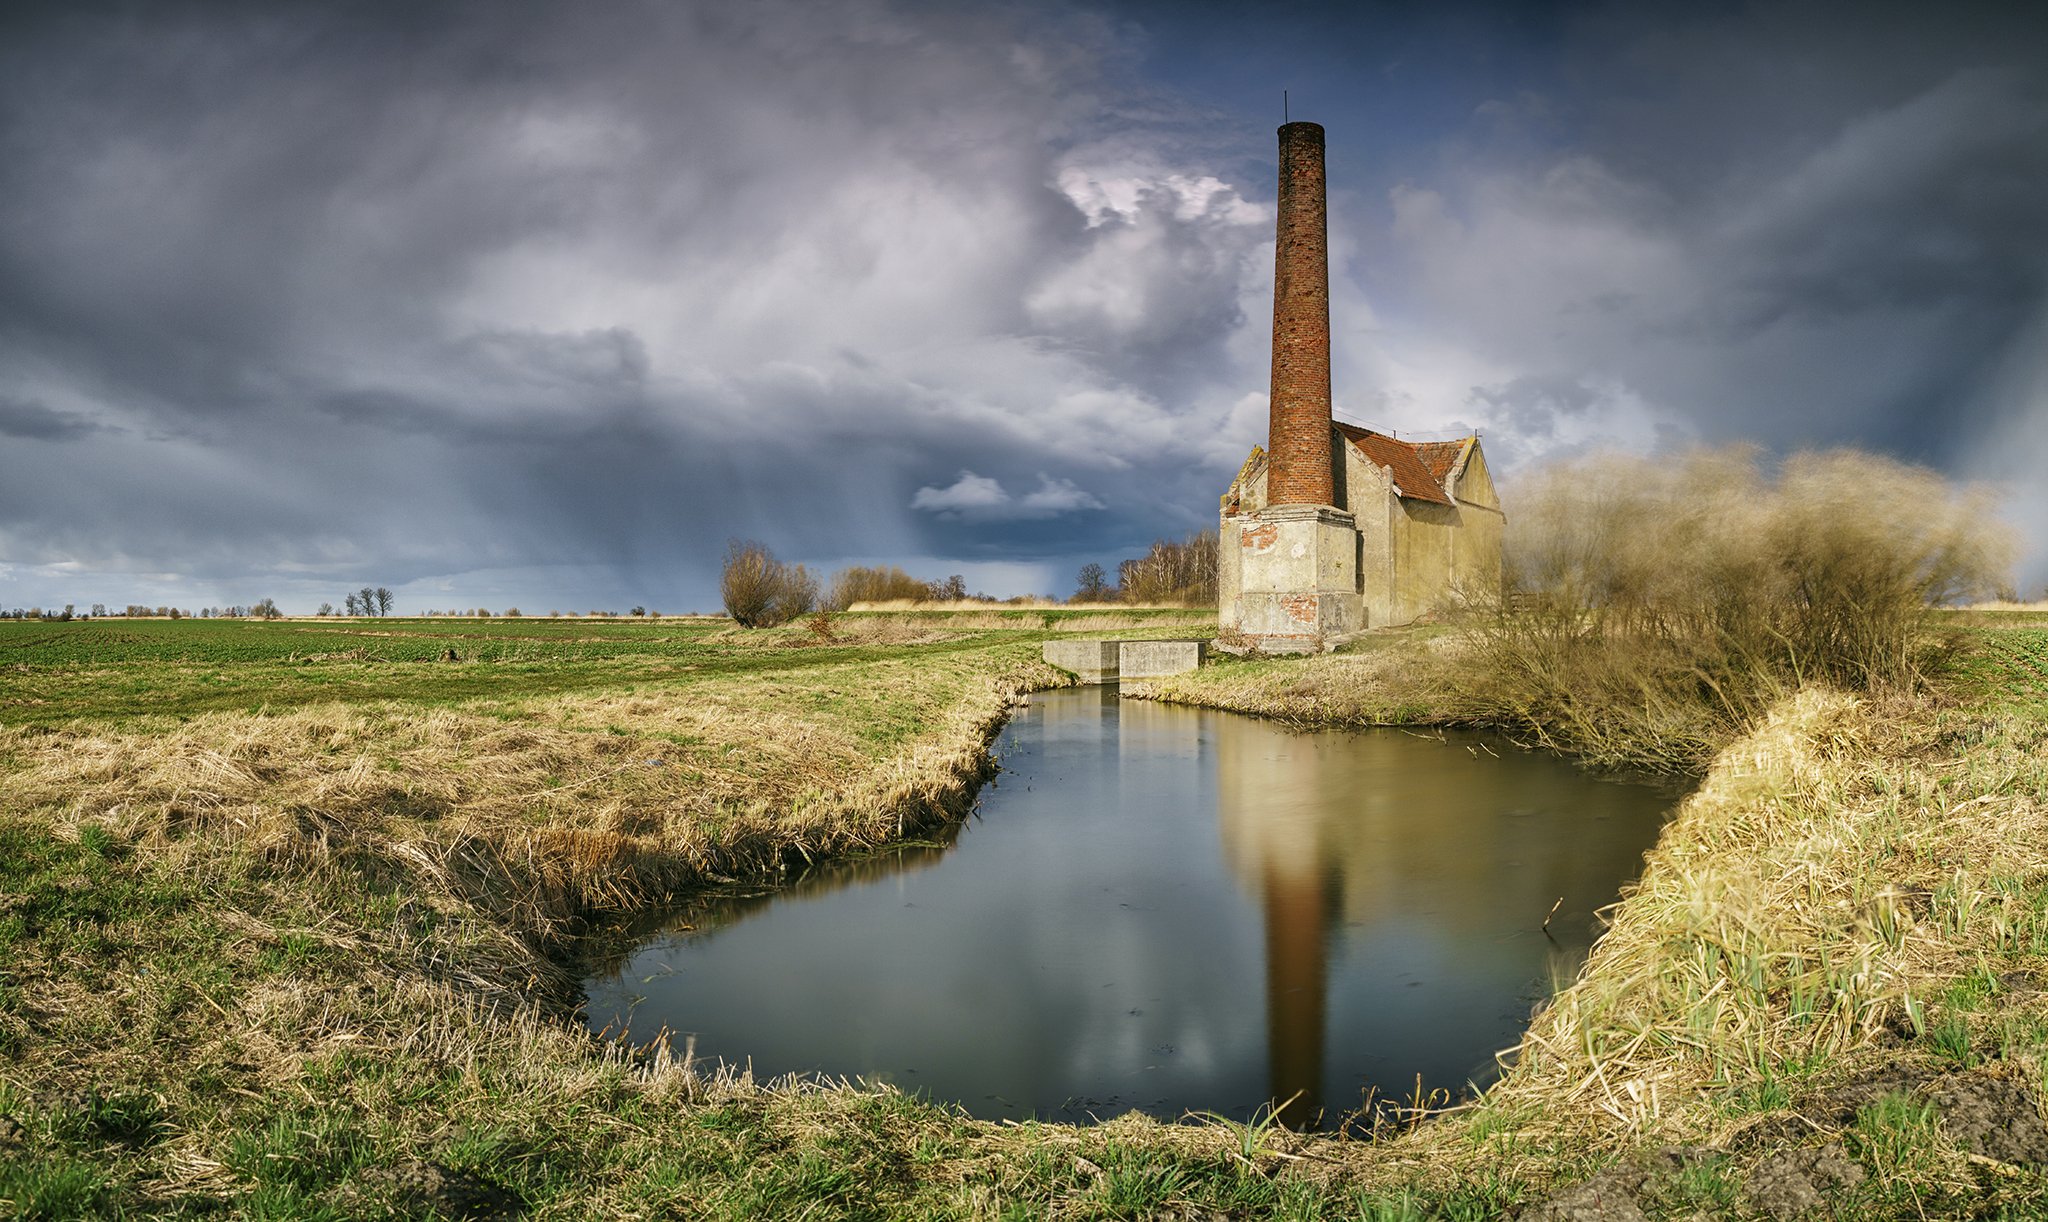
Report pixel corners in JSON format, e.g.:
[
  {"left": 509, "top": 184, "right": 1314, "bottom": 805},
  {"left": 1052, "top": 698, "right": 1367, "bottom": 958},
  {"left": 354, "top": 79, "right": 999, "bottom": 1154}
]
[
  {"left": 1333, "top": 423, "right": 1458, "bottom": 505},
  {"left": 1410, "top": 439, "right": 1468, "bottom": 485}
]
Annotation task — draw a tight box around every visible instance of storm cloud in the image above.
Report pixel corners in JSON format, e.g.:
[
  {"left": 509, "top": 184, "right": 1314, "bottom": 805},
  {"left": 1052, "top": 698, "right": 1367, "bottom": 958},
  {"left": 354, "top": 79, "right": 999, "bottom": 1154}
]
[{"left": 1, "top": 0, "right": 2043, "bottom": 611}]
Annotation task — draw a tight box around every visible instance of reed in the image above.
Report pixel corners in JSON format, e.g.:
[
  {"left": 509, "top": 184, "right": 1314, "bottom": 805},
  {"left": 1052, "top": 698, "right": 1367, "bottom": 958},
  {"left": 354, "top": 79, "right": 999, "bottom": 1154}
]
[{"left": 1450, "top": 446, "right": 2012, "bottom": 768}]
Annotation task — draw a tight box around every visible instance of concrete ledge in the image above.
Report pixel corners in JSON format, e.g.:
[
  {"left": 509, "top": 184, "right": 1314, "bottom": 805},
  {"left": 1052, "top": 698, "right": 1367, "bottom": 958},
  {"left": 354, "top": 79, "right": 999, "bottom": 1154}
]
[
  {"left": 1118, "top": 639, "right": 1208, "bottom": 679},
  {"left": 1042, "top": 639, "right": 1121, "bottom": 683}
]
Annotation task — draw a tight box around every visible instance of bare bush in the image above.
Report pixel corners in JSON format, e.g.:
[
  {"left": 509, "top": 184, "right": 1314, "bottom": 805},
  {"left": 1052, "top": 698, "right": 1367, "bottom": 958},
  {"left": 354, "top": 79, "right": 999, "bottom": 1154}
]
[
  {"left": 721, "top": 540, "right": 817, "bottom": 628},
  {"left": 768, "top": 563, "right": 819, "bottom": 626},
  {"left": 823, "top": 565, "right": 932, "bottom": 611},
  {"left": 1458, "top": 446, "right": 2014, "bottom": 768}
]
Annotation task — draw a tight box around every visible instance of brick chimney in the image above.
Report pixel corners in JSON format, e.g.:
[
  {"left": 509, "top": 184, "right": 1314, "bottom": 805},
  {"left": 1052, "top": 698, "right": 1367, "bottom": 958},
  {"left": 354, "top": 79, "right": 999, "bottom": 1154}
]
[{"left": 1266, "top": 121, "right": 1333, "bottom": 507}]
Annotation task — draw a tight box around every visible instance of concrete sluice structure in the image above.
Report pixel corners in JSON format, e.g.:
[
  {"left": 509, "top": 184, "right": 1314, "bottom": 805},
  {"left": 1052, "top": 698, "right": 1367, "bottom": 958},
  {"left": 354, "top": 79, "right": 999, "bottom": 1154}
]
[{"left": 1042, "top": 639, "right": 1207, "bottom": 684}]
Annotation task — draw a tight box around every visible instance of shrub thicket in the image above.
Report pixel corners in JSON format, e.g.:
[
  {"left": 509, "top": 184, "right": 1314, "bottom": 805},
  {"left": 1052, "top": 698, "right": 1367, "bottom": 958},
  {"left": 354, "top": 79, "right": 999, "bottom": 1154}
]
[
  {"left": 720, "top": 540, "right": 818, "bottom": 628},
  {"left": 822, "top": 565, "right": 933, "bottom": 611},
  {"left": 1458, "top": 447, "right": 2013, "bottom": 768}
]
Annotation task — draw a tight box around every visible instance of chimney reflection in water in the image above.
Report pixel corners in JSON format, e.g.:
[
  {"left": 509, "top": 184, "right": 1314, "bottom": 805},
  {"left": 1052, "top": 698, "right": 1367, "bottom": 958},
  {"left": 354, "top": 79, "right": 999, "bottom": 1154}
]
[{"left": 1217, "top": 729, "right": 1338, "bottom": 1129}]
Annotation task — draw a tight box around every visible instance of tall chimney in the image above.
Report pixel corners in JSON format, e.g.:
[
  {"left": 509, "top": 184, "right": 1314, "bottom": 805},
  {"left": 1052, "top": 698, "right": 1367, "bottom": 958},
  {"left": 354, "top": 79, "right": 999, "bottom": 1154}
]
[{"left": 1266, "top": 121, "right": 1333, "bottom": 507}]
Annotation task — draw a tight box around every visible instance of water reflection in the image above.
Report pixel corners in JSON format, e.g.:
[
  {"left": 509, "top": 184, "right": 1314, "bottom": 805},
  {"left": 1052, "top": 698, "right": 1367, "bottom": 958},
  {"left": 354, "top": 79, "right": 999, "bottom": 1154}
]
[
  {"left": 1206, "top": 708, "right": 1670, "bottom": 1125},
  {"left": 585, "top": 688, "right": 1673, "bottom": 1126}
]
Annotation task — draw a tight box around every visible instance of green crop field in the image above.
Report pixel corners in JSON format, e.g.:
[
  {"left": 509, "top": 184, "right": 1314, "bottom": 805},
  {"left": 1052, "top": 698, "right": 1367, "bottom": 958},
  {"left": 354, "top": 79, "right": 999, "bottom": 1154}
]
[{"left": 0, "top": 611, "right": 1214, "bottom": 728}]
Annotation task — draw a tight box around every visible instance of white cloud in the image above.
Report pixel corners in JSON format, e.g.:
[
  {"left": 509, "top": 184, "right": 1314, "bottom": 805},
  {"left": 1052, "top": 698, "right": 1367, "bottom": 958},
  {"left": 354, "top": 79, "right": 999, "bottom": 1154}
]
[
  {"left": 1018, "top": 474, "right": 1108, "bottom": 514},
  {"left": 910, "top": 471, "right": 1010, "bottom": 512},
  {"left": 910, "top": 471, "right": 1104, "bottom": 520}
]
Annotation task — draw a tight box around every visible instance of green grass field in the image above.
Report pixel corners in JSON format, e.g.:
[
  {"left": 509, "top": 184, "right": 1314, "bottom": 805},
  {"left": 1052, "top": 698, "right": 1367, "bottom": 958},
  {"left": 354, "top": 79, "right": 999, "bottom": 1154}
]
[
  {"left": 0, "top": 611, "right": 1211, "bottom": 728},
  {"left": 6, "top": 612, "right": 2048, "bottom": 1218}
]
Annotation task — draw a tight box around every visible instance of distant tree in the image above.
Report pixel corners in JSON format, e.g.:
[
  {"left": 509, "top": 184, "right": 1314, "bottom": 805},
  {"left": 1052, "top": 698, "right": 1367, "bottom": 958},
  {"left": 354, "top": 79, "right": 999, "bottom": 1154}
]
[
  {"left": 316, "top": 602, "right": 333, "bottom": 616},
  {"left": 374, "top": 587, "right": 393, "bottom": 616},
  {"left": 823, "top": 565, "right": 932, "bottom": 610},
  {"left": 927, "top": 574, "right": 968, "bottom": 602},
  {"left": 344, "top": 593, "right": 360, "bottom": 616},
  {"left": 252, "top": 598, "right": 281, "bottom": 620},
  {"left": 630, "top": 606, "right": 647, "bottom": 617},
  {"left": 721, "top": 539, "right": 817, "bottom": 628},
  {"left": 1115, "top": 531, "right": 1218, "bottom": 605},
  {"left": 90, "top": 603, "right": 107, "bottom": 618},
  {"left": 503, "top": 607, "right": 522, "bottom": 617},
  {"left": 721, "top": 541, "right": 778, "bottom": 627},
  {"left": 1072, "top": 563, "right": 1110, "bottom": 603},
  {"left": 59, "top": 604, "right": 74, "bottom": 621},
  {"left": 356, "top": 587, "right": 377, "bottom": 616},
  {"left": 769, "top": 564, "right": 818, "bottom": 625}
]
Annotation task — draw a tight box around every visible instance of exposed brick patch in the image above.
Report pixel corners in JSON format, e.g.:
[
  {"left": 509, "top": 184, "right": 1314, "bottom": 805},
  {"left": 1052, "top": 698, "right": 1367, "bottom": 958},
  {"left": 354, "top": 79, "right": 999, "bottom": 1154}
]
[
  {"left": 1281, "top": 593, "right": 1320, "bottom": 625},
  {"left": 1240, "top": 523, "right": 1279, "bottom": 552},
  {"left": 1267, "top": 122, "right": 1332, "bottom": 508}
]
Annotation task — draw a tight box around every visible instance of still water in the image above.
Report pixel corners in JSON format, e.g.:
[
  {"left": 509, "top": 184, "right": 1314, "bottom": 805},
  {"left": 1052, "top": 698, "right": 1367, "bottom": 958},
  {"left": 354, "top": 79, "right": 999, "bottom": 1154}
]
[{"left": 584, "top": 686, "right": 1674, "bottom": 1128}]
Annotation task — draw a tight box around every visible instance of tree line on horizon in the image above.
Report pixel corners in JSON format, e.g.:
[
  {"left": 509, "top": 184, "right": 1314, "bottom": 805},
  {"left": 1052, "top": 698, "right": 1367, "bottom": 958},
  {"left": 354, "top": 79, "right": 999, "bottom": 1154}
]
[
  {"left": 719, "top": 530, "right": 1220, "bottom": 628},
  {"left": 9, "top": 528, "right": 1225, "bottom": 627}
]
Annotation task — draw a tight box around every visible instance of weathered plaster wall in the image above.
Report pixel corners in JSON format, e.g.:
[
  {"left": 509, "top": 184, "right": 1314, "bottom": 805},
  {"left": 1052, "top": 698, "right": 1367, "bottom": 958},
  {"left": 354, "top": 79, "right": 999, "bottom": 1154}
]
[
  {"left": 1383, "top": 445, "right": 1504, "bottom": 623},
  {"left": 1341, "top": 444, "right": 1394, "bottom": 629},
  {"left": 1391, "top": 499, "right": 1459, "bottom": 624}
]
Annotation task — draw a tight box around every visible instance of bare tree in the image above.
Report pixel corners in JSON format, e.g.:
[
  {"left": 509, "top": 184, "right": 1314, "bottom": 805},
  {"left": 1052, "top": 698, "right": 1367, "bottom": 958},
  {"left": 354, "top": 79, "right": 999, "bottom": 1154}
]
[
  {"left": 252, "top": 598, "right": 281, "bottom": 619},
  {"left": 721, "top": 540, "right": 778, "bottom": 627},
  {"left": 374, "top": 587, "right": 393, "bottom": 616},
  {"left": 768, "top": 563, "right": 819, "bottom": 625},
  {"left": 1115, "top": 531, "right": 1218, "bottom": 605},
  {"left": 721, "top": 540, "right": 816, "bottom": 627},
  {"left": 824, "top": 565, "right": 932, "bottom": 610},
  {"left": 1072, "top": 563, "right": 1110, "bottom": 603}
]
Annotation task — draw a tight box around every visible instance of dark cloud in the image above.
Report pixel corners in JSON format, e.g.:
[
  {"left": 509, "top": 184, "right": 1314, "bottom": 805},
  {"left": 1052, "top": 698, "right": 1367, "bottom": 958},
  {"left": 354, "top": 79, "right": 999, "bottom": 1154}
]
[
  {"left": 0, "top": 1, "right": 1271, "bottom": 608},
  {"left": 2, "top": 0, "right": 2044, "bottom": 608},
  {"left": 1341, "top": 2, "right": 2048, "bottom": 580},
  {"left": 0, "top": 397, "right": 109, "bottom": 441}
]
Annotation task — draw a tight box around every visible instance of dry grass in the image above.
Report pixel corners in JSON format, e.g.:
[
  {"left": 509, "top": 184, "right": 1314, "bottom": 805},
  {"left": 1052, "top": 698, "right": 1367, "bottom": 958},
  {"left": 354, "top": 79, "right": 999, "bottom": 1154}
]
[
  {"left": 1490, "top": 689, "right": 1939, "bottom": 1133},
  {"left": 1444, "top": 447, "right": 2016, "bottom": 770},
  {"left": 1356, "top": 672, "right": 2048, "bottom": 1208},
  {"left": 1125, "top": 628, "right": 1454, "bottom": 726},
  {"left": 845, "top": 598, "right": 1205, "bottom": 613},
  {"left": 9, "top": 612, "right": 2048, "bottom": 1215},
  {"left": 3, "top": 650, "right": 1066, "bottom": 958}
]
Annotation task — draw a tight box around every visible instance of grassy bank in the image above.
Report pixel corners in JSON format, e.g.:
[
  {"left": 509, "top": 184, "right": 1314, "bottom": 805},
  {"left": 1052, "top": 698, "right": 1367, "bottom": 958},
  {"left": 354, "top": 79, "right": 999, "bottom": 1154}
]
[{"left": 8, "top": 611, "right": 2048, "bottom": 1217}]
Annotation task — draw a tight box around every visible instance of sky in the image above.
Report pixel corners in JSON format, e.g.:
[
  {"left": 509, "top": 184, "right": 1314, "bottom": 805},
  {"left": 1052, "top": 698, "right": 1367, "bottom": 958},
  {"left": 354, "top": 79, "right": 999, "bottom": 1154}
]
[{"left": 2, "top": 0, "right": 2044, "bottom": 614}]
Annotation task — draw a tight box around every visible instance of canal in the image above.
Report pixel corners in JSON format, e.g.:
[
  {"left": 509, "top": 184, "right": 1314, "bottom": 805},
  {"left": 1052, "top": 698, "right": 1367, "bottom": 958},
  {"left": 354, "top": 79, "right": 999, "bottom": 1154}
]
[{"left": 584, "top": 686, "right": 1676, "bottom": 1128}]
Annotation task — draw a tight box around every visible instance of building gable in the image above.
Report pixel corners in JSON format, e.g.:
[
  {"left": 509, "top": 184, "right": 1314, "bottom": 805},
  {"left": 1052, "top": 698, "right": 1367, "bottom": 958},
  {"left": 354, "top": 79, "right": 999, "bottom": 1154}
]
[
  {"left": 1332, "top": 423, "right": 1454, "bottom": 506},
  {"left": 1448, "top": 441, "right": 1500, "bottom": 512}
]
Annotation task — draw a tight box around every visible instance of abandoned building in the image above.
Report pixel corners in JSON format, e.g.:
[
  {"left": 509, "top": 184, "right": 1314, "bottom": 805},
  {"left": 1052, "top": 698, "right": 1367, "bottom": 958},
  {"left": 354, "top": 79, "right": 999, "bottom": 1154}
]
[{"left": 1219, "top": 121, "right": 1503, "bottom": 651}]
